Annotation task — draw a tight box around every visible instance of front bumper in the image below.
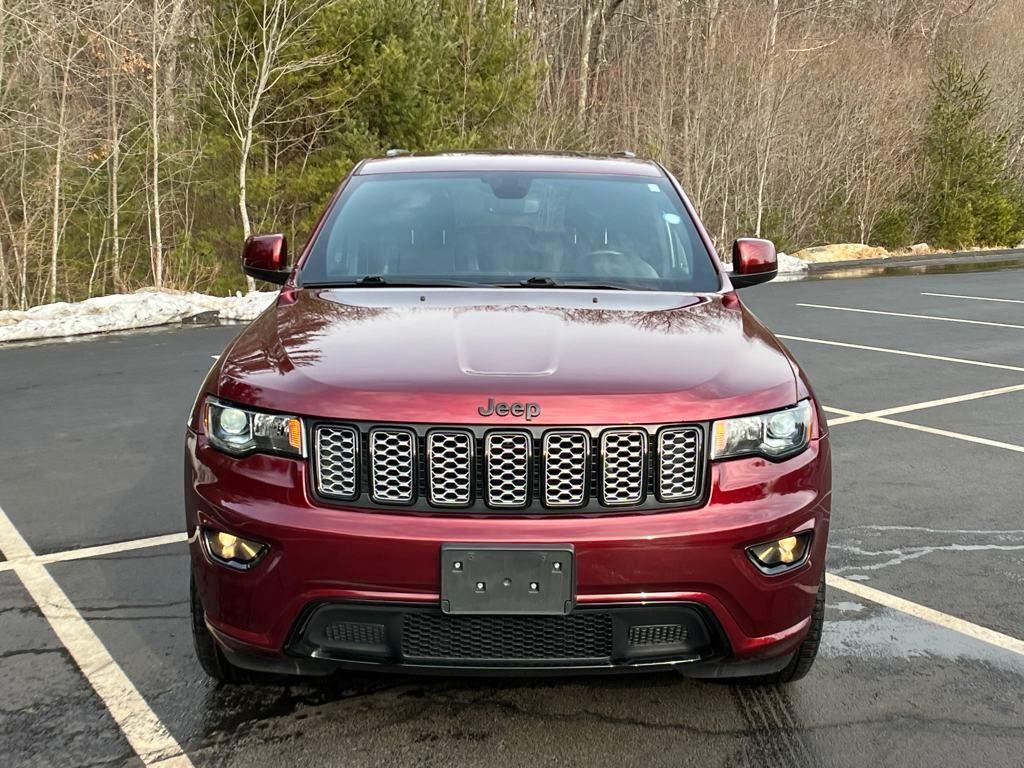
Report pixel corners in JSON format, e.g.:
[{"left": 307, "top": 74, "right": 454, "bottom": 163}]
[{"left": 186, "top": 430, "right": 830, "bottom": 674}]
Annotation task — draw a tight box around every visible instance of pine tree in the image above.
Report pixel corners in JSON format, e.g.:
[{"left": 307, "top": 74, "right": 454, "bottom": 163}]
[{"left": 920, "top": 59, "right": 1024, "bottom": 249}]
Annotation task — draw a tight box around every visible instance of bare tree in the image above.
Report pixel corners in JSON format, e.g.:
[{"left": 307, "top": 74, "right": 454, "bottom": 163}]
[
  {"left": 99, "top": 0, "right": 139, "bottom": 291},
  {"left": 207, "top": 0, "right": 346, "bottom": 290},
  {"left": 2, "top": 0, "right": 1022, "bottom": 310},
  {"left": 43, "top": 3, "right": 86, "bottom": 301}
]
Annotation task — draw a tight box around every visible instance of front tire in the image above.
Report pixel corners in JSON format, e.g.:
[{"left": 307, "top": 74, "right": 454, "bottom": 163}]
[
  {"left": 190, "top": 574, "right": 258, "bottom": 684},
  {"left": 735, "top": 573, "right": 825, "bottom": 685}
]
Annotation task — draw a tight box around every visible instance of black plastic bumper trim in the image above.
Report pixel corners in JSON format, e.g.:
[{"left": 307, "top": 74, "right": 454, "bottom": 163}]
[
  {"left": 222, "top": 645, "right": 792, "bottom": 680},
  {"left": 284, "top": 600, "right": 727, "bottom": 672}
]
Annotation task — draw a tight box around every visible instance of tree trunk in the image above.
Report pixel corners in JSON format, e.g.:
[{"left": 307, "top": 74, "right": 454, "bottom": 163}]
[
  {"left": 49, "top": 61, "right": 71, "bottom": 303},
  {"left": 239, "top": 127, "right": 256, "bottom": 291},
  {"left": 0, "top": 203, "right": 25, "bottom": 309},
  {"left": 589, "top": 0, "right": 623, "bottom": 127},
  {"left": 0, "top": 226, "right": 8, "bottom": 310},
  {"left": 0, "top": 0, "right": 7, "bottom": 304},
  {"left": 719, "top": 177, "right": 730, "bottom": 256},
  {"left": 576, "top": 2, "right": 599, "bottom": 125},
  {"left": 0, "top": 0, "right": 7, "bottom": 308},
  {"left": 150, "top": 0, "right": 164, "bottom": 289},
  {"left": 754, "top": 0, "right": 780, "bottom": 238},
  {"left": 16, "top": 160, "right": 29, "bottom": 309},
  {"left": 108, "top": 58, "right": 122, "bottom": 291},
  {"left": 460, "top": 0, "right": 473, "bottom": 141}
]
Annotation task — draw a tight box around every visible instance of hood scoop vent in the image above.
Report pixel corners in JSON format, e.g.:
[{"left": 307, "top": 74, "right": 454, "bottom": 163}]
[{"left": 455, "top": 310, "right": 563, "bottom": 377}]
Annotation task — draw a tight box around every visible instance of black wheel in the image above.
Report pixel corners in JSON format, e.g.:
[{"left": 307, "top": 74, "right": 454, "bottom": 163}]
[
  {"left": 190, "top": 574, "right": 259, "bottom": 684},
  {"left": 734, "top": 572, "right": 825, "bottom": 686}
]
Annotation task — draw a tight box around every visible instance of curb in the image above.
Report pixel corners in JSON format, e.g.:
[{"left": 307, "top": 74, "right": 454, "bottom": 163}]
[
  {"left": 179, "top": 310, "right": 222, "bottom": 326},
  {"left": 805, "top": 248, "right": 1024, "bottom": 276}
]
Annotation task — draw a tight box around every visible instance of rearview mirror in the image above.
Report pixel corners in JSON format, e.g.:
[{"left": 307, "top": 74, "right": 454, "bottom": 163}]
[
  {"left": 730, "top": 238, "right": 777, "bottom": 289},
  {"left": 242, "top": 234, "right": 290, "bottom": 285}
]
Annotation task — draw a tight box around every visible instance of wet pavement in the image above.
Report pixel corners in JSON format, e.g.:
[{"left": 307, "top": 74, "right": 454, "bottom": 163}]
[{"left": 2, "top": 268, "right": 1024, "bottom": 767}]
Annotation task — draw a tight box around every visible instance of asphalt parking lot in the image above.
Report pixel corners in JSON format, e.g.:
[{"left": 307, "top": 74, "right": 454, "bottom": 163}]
[{"left": 2, "top": 267, "right": 1024, "bottom": 767}]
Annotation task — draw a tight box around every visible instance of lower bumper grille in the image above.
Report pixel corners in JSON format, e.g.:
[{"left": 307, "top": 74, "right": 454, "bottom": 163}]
[
  {"left": 402, "top": 613, "right": 613, "bottom": 661},
  {"left": 292, "top": 603, "right": 719, "bottom": 669}
]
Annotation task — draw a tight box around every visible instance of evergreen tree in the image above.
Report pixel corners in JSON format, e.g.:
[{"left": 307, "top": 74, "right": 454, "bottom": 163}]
[
  {"left": 920, "top": 59, "right": 1024, "bottom": 249},
  {"left": 194, "top": 0, "right": 538, "bottom": 292}
]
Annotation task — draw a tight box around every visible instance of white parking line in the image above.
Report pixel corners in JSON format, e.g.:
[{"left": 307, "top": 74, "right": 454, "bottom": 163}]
[
  {"left": 0, "top": 505, "right": 193, "bottom": 767},
  {"left": 824, "top": 405, "right": 1024, "bottom": 453},
  {"left": 1, "top": 512, "right": 1023, "bottom": 703},
  {"left": 922, "top": 291, "right": 1024, "bottom": 305},
  {"left": 4, "top": 520, "right": 1023, "bottom": 679},
  {"left": 0, "top": 532, "right": 188, "bottom": 574},
  {"left": 823, "top": 383, "right": 1024, "bottom": 426},
  {"left": 867, "top": 415, "right": 1024, "bottom": 453},
  {"left": 796, "top": 303, "right": 1024, "bottom": 330},
  {"left": 827, "top": 573, "right": 1024, "bottom": 658},
  {"left": 776, "top": 334, "right": 1024, "bottom": 374}
]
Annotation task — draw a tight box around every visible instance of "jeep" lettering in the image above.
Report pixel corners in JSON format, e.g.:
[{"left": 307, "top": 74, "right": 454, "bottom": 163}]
[{"left": 478, "top": 398, "right": 541, "bottom": 421}]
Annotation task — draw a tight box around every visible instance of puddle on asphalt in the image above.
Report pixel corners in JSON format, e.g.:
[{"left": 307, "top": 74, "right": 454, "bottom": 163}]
[
  {"left": 823, "top": 601, "right": 1024, "bottom": 672},
  {"left": 829, "top": 525, "right": 1024, "bottom": 577},
  {"left": 190, "top": 601, "right": 1024, "bottom": 742},
  {"left": 829, "top": 601, "right": 865, "bottom": 613}
]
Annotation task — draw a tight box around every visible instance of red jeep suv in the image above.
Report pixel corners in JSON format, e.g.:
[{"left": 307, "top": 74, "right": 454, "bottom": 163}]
[{"left": 186, "top": 152, "right": 830, "bottom": 684}]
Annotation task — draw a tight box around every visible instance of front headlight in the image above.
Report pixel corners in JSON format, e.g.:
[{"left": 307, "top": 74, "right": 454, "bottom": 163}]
[
  {"left": 711, "top": 400, "right": 813, "bottom": 461},
  {"left": 204, "top": 397, "right": 304, "bottom": 457}
]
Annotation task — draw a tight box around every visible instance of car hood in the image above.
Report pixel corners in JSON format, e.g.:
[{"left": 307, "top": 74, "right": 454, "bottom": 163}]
[{"left": 217, "top": 288, "right": 800, "bottom": 424}]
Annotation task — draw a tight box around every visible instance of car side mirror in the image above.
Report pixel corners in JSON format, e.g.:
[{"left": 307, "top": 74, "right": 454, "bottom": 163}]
[
  {"left": 242, "top": 234, "right": 290, "bottom": 285},
  {"left": 730, "top": 238, "right": 777, "bottom": 289}
]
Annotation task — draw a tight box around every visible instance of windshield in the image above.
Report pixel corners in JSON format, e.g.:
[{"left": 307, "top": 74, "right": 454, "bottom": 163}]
[{"left": 300, "top": 171, "right": 721, "bottom": 292}]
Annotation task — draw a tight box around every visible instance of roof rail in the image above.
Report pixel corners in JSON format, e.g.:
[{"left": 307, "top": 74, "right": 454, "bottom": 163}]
[
  {"left": 385, "top": 148, "right": 410, "bottom": 158},
  {"left": 612, "top": 150, "right": 637, "bottom": 158}
]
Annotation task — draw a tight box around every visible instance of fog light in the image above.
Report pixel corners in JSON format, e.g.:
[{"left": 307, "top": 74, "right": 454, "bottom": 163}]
[
  {"left": 747, "top": 532, "right": 811, "bottom": 573},
  {"left": 203, "top": 528, "right": 267, "bottom": 568}
]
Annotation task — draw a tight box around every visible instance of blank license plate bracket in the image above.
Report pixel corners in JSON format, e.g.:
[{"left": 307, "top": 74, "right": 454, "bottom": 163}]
[{"left": 440, "top": 544, "right": 575, "bottom": 615}]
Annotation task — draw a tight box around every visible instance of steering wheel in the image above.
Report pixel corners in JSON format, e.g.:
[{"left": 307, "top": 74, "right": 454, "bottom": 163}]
[{"left": 586, "top": 249, "right": 659, "bottom": 279}]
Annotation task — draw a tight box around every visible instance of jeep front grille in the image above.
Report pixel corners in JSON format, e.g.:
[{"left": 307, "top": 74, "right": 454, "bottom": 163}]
[
  {"left": 315, "top": 425, "right": 359, "bottom": 499},
  {"left": 600, "top": 429, "right": 648, "bottom": 505},
  {"left": 542, "top": 430, "right": 590, "bottom": 507},
  {"left": 427, "top": 430, "right": 474, "bottom": 506},
  {"left": 312, "top": 422, "right": 705, "bottom": 513},
  {"left": 485, "top": 432, "right": 532, "bottom": 507},
  {"left": 657, "top": 427, "right": 702, "bottom": 501},
  {"left": 369, "top": 428, "right": 416, "bottom": 504}
]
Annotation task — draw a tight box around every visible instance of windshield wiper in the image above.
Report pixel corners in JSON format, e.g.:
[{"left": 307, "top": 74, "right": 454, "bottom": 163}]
[
  {"left": 303, "top": 275, "right": 641, "bottom": 290},
  {"left": 513, "top": 276, "right": 633, "bottom": 290},
  {"left": 303, "top": 275, "right": 482, "bottom": 288}
]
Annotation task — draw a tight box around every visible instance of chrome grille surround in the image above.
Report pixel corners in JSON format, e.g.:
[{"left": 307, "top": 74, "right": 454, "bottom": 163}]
[
  {"left": 427, "top": 430, "right": 474, "bottom": 507},
  {"left": 315, "top": 425, "right": 359, "bottom": 499},
  {"left": 543, "top": 430, "right": 590, "bottom": 507},
  {"left": 311, "top": 421, "right": 706, "bottom": 513},
  {"left": 657, "top": 426, "right": 703, "bottom": 502},
  {"left": 484, "top": 431, "right": 531, "bottom": 508},
  {"left": 369, "top": 428, "right": 416, "bottom": 504},
  {"left": 600, "top": 429, "right": 648, "bottom": 505}
]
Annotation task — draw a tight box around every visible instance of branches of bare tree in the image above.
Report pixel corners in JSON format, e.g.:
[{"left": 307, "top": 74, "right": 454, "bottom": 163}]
[{"left": 0, "top": 0, "right": 1022, "bottom": 311}]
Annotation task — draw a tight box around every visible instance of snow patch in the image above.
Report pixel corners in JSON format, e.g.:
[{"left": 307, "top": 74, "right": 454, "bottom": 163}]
[
  {"left": 0, "top": 252, "right": 817, "bottom": 343},
  {"left": 776, "top": 252, "right": 809, "bottom": 274},
  {"left": 0, "top": 289, "right": 277, "bottom": 343}
]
